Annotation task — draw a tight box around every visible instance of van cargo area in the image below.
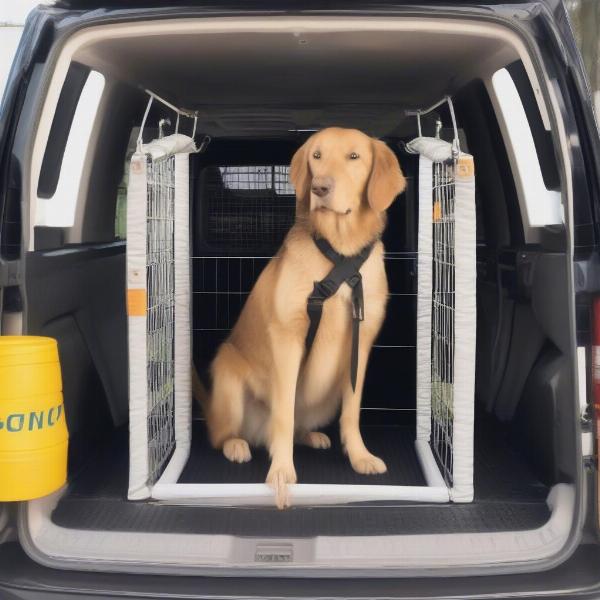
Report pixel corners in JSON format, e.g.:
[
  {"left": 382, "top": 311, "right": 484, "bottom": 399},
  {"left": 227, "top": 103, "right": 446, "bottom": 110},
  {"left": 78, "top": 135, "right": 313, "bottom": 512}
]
[{"left": 13, "top": 16, "right": 580, "bottom": 575}]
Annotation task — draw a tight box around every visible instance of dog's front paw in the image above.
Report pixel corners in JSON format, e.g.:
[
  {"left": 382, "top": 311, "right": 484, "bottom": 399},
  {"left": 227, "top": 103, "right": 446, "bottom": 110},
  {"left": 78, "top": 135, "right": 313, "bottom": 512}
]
[
  {"left": 223, "top": 438, "right": 252, "bottom": 463},
  {"left": 350, "top": 452, "right": 387, "bottom": 475},
  {"left": 266, "top": 462, "right": 297, "bottom": 509}
]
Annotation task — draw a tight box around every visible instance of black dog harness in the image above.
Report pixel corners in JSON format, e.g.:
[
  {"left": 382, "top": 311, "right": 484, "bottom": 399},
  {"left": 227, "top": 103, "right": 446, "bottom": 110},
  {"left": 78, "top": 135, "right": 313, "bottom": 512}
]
[{"left": 306, "top": 237, "right": 375, "bottom": 392}]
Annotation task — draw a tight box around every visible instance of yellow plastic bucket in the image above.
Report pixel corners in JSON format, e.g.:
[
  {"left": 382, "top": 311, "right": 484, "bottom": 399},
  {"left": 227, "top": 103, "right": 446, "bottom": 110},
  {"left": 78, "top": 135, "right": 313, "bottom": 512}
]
[{"left": 0, "top": 336, "right": 68, "bottom": 501}]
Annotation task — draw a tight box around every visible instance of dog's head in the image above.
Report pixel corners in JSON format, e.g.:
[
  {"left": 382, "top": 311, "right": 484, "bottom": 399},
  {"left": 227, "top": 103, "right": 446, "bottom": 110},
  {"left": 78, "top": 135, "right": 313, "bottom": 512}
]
[{"left": 289, "top": 128, "right": 406, "bottom": 253}]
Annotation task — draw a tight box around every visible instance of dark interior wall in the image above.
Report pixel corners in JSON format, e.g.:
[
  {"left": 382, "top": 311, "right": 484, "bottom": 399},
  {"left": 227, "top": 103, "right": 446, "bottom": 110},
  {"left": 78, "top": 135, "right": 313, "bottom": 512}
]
[{"left": 25, "top": 244, "right": 127, "bottom": 472}]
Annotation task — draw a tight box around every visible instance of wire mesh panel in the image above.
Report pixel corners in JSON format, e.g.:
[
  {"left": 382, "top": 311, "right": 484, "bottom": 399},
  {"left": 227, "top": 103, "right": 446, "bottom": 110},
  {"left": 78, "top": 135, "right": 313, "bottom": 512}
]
[
  {"left": 194, "top": 164, "right": 296, "bottom": 370},
  {"left": 193, "top": 256, "right": 271, "bottom": 328},
  {"left": 146, "top": 155, "right": 176, "bottom": 485},
  {"left": 192, "top": 255, "right": 273, "bottom": 370},
  {"left": 202, "top": 166, "right": 296, "bottom": 252},
  {"left": 430, "top": 160, "right": 455, "bottom": 487}
]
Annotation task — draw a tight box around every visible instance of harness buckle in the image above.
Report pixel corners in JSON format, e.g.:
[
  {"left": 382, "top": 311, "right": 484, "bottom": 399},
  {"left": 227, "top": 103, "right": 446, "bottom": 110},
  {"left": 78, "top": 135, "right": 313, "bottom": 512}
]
[{"left": 307, "top": 295, "right": 324, "bottom": 313}]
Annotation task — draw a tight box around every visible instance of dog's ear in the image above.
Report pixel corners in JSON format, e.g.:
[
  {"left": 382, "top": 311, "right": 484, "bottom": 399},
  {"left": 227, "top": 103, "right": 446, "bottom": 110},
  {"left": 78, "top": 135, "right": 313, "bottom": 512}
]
[
  {"left": 367, "top": 139, "right": 406, "bottom": 212},
  {"left": 289, "top": 140, "right": 312, "bottom": 212}
]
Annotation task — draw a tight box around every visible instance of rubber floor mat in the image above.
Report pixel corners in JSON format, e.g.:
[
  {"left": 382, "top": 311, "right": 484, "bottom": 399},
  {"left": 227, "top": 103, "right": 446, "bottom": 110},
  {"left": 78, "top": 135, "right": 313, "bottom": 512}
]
[{"left": 51, "top": 418, "right": 550, "bottom": 536}]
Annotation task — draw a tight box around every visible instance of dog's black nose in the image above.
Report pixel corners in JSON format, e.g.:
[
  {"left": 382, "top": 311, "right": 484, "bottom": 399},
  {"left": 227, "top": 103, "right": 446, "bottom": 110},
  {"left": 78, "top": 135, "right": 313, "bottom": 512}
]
[{"left": 311, "top": 177, "right": 334, "bottom": 198}]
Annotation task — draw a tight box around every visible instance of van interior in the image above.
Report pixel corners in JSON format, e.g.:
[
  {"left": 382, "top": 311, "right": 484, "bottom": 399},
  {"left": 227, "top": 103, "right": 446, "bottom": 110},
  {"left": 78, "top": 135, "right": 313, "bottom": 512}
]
[{"left": 9, "top": 18, "right": 579, "bottom": 574}]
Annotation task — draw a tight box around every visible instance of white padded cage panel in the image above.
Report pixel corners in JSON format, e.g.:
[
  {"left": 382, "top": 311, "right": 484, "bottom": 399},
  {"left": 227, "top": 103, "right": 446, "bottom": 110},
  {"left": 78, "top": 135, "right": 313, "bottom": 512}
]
[
  {"left": 127, "top": 134, "right": 194, "bottom": 500},
  {"left": 411, "top": 136, "right": 476, "bottom": 503}
]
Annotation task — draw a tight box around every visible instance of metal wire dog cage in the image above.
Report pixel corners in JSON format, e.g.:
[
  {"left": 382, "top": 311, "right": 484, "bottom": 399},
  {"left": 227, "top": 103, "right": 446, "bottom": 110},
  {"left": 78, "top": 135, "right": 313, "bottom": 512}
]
[{"left": 126, "top": 93, "right": 475, "bottom": 505}]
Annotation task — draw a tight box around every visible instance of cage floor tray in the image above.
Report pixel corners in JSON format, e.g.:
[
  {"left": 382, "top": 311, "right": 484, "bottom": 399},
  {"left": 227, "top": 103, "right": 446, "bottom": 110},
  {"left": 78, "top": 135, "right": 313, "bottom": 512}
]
[
  {"left": 180, "top": 421, "right": 426, "bottom": 486},
  {"left": 147, "top": 422, "right": 449, "bottom": 505}
]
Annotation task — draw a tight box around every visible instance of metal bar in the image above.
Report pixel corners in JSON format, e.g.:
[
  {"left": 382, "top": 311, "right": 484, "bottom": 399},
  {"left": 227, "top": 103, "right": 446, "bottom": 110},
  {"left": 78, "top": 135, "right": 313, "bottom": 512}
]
[
  {"left": 144, "top": 88, "right": 198, "bottom": 118},
  {"left": 405, "top": 95, "right": 452, "bottom": 118}
]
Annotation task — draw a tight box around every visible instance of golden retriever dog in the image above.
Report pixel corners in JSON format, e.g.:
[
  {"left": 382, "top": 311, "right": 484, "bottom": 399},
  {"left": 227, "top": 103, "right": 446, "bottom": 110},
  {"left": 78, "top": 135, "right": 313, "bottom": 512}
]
[{"left": 193, "top": 127, "right": 405, "bottom": 508}]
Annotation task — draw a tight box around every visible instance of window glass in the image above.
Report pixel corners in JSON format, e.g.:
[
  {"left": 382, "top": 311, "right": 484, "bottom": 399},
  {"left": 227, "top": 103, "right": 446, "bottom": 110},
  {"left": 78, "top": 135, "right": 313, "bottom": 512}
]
[
  {"left": 219, "top": 166, "right": 294, "bottom": 195},
  {"left": 200, "top": 164, "right": 296, "bottom": 252},
  {"left": 35, "top": 70, "right": 105, "bottom": 228},
  {"left": 491, "top": 68, "right": 562, "bottom": 230}
]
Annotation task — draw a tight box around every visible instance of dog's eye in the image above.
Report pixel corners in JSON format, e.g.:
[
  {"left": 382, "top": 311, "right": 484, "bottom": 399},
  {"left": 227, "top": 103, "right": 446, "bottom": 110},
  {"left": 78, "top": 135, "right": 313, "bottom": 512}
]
[
  {"left": 349, "top": 152, "right": 359, "bottom": 160},
  {"left": 313, "top": 151, "right": 321, "bottom": 159}
]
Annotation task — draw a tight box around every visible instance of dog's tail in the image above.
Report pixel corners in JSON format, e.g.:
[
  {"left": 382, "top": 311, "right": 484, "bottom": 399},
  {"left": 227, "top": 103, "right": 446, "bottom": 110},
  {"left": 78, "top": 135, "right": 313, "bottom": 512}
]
[{"left": 192, "top": 365, "right": 210, "bottom": 415}]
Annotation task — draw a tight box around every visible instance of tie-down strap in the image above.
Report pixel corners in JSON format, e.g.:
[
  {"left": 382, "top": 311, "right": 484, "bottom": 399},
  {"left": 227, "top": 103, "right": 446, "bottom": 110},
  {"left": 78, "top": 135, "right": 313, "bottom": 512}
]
[{"left": 305, "top": 236, "right": 374, "bottom": 391}]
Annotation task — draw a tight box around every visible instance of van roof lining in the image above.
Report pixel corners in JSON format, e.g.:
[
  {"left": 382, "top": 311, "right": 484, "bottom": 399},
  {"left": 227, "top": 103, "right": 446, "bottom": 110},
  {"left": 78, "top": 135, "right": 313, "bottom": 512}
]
[{"left": 73, "top": 29, "right": 518, "bottom": 136}]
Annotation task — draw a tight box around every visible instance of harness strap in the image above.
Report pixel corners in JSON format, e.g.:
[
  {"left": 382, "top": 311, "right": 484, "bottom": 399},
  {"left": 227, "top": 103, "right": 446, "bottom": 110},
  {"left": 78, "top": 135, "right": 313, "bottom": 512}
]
[{"left": 306, "top": 237, "right": 373, "bottom": 391}]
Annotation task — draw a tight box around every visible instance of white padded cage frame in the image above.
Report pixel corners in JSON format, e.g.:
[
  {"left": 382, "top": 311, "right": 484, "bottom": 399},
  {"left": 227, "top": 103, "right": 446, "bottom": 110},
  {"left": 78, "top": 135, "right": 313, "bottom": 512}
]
[
  {"left": 411, "top": 137, "right": 477, "bottom": 503},
  {"left": 127, "top": 130, "right": 195, "bottom": 500},
  {"left": 127, "top": 103, "right": 475, "bottom": 505}
]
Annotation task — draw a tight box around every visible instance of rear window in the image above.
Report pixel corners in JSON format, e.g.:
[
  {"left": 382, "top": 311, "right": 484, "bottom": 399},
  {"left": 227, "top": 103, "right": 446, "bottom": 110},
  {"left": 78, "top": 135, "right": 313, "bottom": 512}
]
[
  {"left": 35, "top": 68, "right": 105, "bottom": 229},
  {"left": 490, "top": 67, "right": 563, "bottom": 232},
  {"left": 196, "top": 165, "right": 296, "bottom": 253},
  {"left": 219, "top": 165, "right": 295, "bottom": 195}
]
